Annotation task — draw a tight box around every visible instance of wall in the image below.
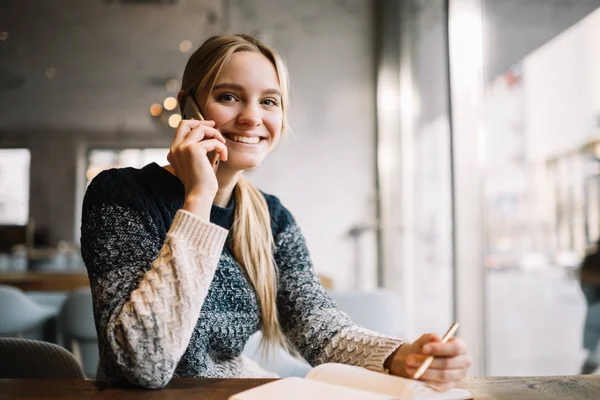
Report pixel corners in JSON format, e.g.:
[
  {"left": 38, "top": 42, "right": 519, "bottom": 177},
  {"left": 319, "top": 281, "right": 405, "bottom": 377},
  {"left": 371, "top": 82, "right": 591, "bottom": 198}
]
[
  {"left": 229, "top": 0, "right": 378, "bottom": 289},
  {"left": 0, "top": 0, "right": 377, "bottom": 289}
]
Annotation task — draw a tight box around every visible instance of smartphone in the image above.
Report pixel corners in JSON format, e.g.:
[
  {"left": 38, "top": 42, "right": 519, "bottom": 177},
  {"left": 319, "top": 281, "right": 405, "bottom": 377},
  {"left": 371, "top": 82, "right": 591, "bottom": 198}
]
[{"left": 181, "top": 97, "right": 220, "bottom": 173}]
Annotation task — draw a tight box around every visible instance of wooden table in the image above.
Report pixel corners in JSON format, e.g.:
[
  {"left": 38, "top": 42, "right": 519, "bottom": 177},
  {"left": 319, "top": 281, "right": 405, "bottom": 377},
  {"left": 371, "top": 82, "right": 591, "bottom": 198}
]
[
  {"left": 0, "top": 378, "right": 274, "bottom": 400},
  {"left": 1, "top": 375, "right": 600, "bottom": 400},
  {"left": 457, "top": 375, "right": 600, "bottom": 399},
  {"left": 0, "top": 272, "right": 89, "bottom": 292}
]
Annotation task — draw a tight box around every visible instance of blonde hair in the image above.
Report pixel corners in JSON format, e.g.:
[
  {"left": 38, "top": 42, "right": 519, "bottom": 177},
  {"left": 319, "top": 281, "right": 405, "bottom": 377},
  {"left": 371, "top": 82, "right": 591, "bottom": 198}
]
[{"left": 180, "top": 34, "right": 291, "bottom": 355}]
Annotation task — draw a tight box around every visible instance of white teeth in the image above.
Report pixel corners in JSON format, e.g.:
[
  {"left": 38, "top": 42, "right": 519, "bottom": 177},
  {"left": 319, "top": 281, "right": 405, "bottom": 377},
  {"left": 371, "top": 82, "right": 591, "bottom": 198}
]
[{"left": 229, "top": 135, "right": 260, "bottom": 144}]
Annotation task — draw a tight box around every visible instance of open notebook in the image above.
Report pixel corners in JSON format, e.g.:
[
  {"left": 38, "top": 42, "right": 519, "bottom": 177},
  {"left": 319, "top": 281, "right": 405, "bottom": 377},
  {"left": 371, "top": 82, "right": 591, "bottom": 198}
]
[{"left": 229, "top": 363, "right": 473, "bottom": 400}]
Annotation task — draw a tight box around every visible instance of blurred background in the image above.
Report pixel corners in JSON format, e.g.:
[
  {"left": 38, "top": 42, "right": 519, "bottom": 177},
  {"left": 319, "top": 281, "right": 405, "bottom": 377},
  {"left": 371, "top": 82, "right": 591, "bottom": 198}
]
[{"left": 1, "top": 0, "right": 600, "bottom": 378}]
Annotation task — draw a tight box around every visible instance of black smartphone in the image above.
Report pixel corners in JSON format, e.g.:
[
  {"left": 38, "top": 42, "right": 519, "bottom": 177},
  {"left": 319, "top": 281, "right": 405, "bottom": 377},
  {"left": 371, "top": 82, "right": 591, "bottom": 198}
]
[{"left": 181, "top": 97, "right": 220, "bottom": 173}]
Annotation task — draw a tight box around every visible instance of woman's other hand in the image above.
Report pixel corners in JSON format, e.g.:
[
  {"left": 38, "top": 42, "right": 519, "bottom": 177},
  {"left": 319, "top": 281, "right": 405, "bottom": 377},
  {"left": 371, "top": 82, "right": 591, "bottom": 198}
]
[{"left": 385, "top": 334, "right": 471, "bottom": 391}]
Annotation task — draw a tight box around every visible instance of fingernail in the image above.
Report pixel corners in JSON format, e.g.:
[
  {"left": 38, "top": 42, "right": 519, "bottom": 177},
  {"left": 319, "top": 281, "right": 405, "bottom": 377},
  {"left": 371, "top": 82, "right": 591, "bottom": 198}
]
[{"left": 423, "top": 345, "right": 432, "bottom": 354}]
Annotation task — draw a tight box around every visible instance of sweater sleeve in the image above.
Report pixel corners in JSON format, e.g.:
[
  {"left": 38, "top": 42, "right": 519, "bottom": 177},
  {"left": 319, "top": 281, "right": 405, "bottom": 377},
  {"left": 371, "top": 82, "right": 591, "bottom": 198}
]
[
  {"left": 81, "top": 172, "right": 228, "bottom": 388},
  {"left": 274, "top": 207, "right": 405, "bottom": 373}
]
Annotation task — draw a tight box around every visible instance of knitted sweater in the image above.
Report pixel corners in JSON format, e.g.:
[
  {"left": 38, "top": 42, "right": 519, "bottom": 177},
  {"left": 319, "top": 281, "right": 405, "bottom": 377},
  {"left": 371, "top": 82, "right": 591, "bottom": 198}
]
[{"left": 80, "top": 162, "right": 404, "bottom": 388}]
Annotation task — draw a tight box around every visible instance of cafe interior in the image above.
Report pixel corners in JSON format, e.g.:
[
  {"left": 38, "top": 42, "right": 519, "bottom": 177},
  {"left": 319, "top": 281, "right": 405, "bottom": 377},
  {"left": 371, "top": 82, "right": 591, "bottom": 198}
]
[{"left": 2, "top": 0, "right": 600, "bottom": 398}]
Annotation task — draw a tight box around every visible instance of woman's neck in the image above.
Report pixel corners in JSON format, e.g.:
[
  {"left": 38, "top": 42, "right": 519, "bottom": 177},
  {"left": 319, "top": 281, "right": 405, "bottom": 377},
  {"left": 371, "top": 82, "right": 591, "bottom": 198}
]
[
  {"left": 162, "top": 164, "right": 242, "bottom": 208},
  {"left": 214, "top": 169, "right": 241, "bottom": 208}
]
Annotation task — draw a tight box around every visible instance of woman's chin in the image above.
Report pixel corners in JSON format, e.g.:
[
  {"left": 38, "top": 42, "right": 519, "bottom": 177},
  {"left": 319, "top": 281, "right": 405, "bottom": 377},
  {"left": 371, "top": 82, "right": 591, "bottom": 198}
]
[{"left": 222, "top": 157, "right": 264, "bottom": 172}]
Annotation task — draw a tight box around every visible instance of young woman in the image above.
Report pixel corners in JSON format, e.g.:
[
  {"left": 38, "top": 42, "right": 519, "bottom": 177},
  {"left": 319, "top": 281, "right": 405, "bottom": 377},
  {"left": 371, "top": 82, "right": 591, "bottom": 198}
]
[{"left": 81, "top": 34, "right": 471, "bottom": 389}]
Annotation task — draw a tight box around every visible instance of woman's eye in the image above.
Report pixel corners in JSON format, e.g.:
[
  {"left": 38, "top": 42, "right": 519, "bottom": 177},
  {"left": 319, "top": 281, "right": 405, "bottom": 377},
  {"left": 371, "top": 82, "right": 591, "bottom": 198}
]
[
  {"left": 262, "top": 98, "right": 279, "bottom": 107},
  {"left": 217, "top": 93, "right": 236, "bottom": 102}
]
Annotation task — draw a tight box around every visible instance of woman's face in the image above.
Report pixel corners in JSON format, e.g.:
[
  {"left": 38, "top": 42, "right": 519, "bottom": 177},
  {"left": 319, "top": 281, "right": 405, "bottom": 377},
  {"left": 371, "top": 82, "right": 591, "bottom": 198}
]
[{"left": 200, "top": 51, "right": 283, "bottom": 172}]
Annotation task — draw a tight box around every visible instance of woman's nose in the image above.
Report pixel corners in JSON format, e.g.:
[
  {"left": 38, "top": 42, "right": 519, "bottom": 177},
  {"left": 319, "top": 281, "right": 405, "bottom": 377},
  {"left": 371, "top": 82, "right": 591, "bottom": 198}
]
[{"left": 237, "top": 104, "right": 261, "bottom": 127}]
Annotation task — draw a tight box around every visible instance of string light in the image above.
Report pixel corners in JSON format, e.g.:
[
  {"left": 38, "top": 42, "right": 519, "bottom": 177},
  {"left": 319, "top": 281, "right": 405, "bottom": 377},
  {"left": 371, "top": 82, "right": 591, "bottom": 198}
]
[
  {"left": 163, "top": 97, "right": 177, "bottom": 111},
  {"left": 165, "top": 79, "right": 179, "bottom": 92},
  {"left": 150, "top": 103, "right": 163, "bottom": 117},
  {"left": 168, "top": 114, "right": 182, "bottom": 128},
  {"left": 45, "top": 67, "right": 56, "bottom": 79},
  {"left": 179, "top": 40, "right": 192, "bottom": 53}
]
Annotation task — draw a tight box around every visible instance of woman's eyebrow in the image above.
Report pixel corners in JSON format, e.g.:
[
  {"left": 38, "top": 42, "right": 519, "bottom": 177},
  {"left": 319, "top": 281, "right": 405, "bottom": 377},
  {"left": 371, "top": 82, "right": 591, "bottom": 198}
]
[
  {"left": 213, "top": 82, "right": 281, "bottom": 97},
  {"left": 262, "top": 88, "right": 282, "bottom": 97},
  {"left": 213, "top": 82, "right": 243, "bottom": 91}
]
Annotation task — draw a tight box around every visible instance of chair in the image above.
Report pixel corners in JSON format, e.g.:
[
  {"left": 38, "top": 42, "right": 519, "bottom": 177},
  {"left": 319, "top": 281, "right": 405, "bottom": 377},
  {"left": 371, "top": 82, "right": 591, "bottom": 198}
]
[
  {"left": 27, "top": 291, "right": 69, "bottom": 312},
  {"left": 0, "top": 285, "right": 57, "bottom": 337},
  {"left": 57, "top": 288, "right": 99, "bottom": 378},
  {"left": 582, "top": 301, "right": 600, "bottom": 373},
  {"left": 243, "top": 289, "right": 404, "bottom": 377},
  {"left": 327, "top": 289, "right": 404, "bottom": 337},
  {"left": 0, "top": 337, "right": 86, "bottom": 379},
  {"left": 243, "top": 332, "right": 312, "bottom": 378}
]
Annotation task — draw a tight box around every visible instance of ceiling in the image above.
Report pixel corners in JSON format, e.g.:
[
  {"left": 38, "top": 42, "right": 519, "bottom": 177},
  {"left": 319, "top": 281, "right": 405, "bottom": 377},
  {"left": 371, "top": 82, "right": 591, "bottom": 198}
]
[
  {"left": 0, "top": 0, "right": 224, "bottom": 134},
  {"left": 484, "top": 0, "right": 600, "bottom": 79},
  {"left": 2, "top": 0, "right": 600, "bottom": 134}
]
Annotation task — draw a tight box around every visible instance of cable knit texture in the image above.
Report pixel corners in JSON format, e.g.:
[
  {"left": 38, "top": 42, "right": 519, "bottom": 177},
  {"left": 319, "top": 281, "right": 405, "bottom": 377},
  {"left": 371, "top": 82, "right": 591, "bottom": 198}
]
[{"left": 81, "top": 162, "right": 405, "bottom": 388}]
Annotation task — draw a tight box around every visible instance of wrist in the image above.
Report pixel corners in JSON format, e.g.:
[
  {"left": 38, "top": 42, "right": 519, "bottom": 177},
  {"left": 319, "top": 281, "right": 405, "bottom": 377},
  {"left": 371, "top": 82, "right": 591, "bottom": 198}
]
[
  {"left": 384, "top": 348, "right": 400, "bottom": 371},
  {"left": 385, "top": 342, "right": 412, "bottom": 377},
  {"left": 183, "top": 192, "right": 214, "bottom": 220}
]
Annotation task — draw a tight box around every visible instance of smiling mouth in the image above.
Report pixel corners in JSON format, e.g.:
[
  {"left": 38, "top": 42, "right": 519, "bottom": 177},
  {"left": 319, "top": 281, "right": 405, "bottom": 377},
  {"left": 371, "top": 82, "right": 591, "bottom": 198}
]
[{"left": 223, "top": 134, "right": 264, "bottom": 144}]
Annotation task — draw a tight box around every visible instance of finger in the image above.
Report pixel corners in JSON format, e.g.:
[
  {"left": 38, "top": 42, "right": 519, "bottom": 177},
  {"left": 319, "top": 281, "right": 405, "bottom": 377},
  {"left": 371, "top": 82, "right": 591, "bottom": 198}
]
[
  {"left": 414, "top": 333, "right": 442, "bottom": 349},
  {"left": 182, "top": 125, "right": 226, "bottom": 147},
  {"left": 191, "top": 125, "right": 226, "bottom": 144},
  {"left": 173, "top": 120, "right": 215, "bottom": 146},
  {"left": 406, "top": 365, "right": 466, "bottom": 384},
  {"left": 422, "top": 338, "right": 467, "bottom": 357},
  {"left": 193, "top": 139, "right": 228, "bottom": 161},
  {"left": 182, "top": 126, "right": 225, "bottom": 145},
  {"left": 429, "top": 354, "right": 471, "bottom": 370},
  {"left": 407, "top": 354, "right": 471, "bottom": 370},
  {"left": 173, "top": 119, "right": 204, "bottom": 148}
]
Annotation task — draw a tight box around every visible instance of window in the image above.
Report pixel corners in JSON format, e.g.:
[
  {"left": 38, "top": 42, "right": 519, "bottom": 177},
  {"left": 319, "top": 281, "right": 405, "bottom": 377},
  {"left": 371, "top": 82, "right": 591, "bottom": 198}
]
[{"left": 0, "top": 149, "right": 30, "bottom": 225}]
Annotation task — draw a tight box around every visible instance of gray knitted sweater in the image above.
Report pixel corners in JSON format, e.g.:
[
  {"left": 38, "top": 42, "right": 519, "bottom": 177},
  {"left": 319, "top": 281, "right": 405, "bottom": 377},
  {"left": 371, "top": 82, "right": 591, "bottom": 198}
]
[{"left": 80, "top": 162, "right": 404, "bottom": 388}]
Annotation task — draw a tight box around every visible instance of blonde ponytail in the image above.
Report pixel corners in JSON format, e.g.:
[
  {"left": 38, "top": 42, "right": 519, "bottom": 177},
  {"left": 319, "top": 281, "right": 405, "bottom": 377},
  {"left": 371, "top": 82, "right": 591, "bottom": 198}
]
[{"left": 233, "top": 176, "right": 290, "bottom": 356}]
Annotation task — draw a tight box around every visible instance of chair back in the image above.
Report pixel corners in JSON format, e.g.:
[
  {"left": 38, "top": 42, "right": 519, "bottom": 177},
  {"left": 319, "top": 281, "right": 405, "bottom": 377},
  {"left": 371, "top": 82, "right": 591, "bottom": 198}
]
[
  {"left": 327, "top": 289, "right": 404, "bottom": 337},
  {"left": 0, "top": 337, "right": 86, "bottom": 379},
  {"left": 242, "top": 331, "right": 311, "bottom": 378},
  {"left": 584, "top": 302, "right": 600, "bottom": 350},
  {"left": 58, "top": 288, "right": 96, "bottom": 340},
  {"left": 0, "top": 285, "right": 56, "bottom": 335},
  {"left": 57, "top": 288, "right": 99, "bottom": 378},
  {"left": 242, "top": 289, "right": 404, "bottom": 378}
]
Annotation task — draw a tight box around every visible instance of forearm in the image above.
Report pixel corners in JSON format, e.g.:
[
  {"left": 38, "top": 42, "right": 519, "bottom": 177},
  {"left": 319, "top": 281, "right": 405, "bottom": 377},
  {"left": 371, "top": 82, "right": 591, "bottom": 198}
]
[
  {"left": 106, "top": 210, "right": 227, "bottom": 388},
  {"left": 316, "top": 325, "right": 405, "bottom": 373},
  {"left": 276, "top": 223, "right": 405, "bottom": 373}
]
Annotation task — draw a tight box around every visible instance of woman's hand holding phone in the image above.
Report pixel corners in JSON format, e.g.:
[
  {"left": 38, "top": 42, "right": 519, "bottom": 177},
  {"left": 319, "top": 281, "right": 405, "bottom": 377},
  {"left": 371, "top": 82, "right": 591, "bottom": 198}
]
[{"left": 167, "top": 119, "right": 228, "bottom": 220}]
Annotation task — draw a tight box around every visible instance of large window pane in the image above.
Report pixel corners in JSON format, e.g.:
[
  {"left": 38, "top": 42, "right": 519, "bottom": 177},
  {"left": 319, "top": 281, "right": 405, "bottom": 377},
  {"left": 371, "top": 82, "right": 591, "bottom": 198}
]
[
  {"left": 0, "top": 149, "right": 30, "bottom": 225},
  {"left": 480, "top": 2, "right": 600, "bottom": 375}
]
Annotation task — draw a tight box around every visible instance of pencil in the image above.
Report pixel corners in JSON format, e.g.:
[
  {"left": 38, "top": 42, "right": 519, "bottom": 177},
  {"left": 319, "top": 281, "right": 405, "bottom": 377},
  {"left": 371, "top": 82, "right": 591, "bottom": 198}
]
[{"left": 412, "top": 322, "right": 459, "bottom": 380}]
